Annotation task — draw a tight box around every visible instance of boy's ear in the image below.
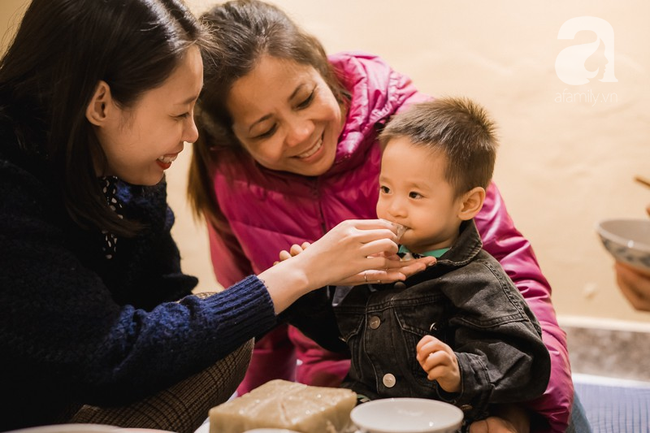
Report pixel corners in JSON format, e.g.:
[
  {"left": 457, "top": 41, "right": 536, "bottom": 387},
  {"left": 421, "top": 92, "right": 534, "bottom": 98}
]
[
  {"left": 86, "top": 80, "right": 112, "bottom": 126},
  {"left": 457, "top": 187, "right": 486, "bottom": 221}
]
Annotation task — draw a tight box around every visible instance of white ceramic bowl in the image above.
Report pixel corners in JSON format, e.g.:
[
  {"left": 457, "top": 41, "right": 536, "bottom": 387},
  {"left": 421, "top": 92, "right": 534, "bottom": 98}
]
[
  {"left": 596, "top": 218, "right": 650, "bottom": 271},
  {"left": 350, "top": 398, "right": 463, "bottom": 433}
]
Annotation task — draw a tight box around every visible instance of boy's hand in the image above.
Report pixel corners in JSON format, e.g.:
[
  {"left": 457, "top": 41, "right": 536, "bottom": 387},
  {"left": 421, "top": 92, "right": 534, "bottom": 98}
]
[
  {"left": 469, "top": 403, "right": 531, "bottom": 433},
  {"left": 469, "top": 417, "right": 520, "bottom": 433},
  {"left": 275, "top": 242, "right": 311, "bottom": 265},
  {"left": 416, "top": 335, "right": 461, "bottom": 393}
]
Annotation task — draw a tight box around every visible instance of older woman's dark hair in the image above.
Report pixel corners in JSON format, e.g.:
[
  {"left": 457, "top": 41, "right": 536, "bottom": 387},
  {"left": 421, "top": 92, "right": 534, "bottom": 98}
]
[
  {"left": 189, "top": 0, "right": 349, "bottom": 228},
  {"left": 0, "top": 0, "right": 208, "bottom": 237}
]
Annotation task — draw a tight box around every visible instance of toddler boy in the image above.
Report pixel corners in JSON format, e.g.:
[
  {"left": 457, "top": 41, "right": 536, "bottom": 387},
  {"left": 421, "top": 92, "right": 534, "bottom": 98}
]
[{"left": 286, "top": 97, "right": 551, "bottom": 425}]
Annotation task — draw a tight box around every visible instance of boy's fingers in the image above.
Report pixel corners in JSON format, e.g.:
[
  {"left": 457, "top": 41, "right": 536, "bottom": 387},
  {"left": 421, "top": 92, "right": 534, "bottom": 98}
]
[{"left": 289, "top": 244, "right": 304, "bottom": 256}]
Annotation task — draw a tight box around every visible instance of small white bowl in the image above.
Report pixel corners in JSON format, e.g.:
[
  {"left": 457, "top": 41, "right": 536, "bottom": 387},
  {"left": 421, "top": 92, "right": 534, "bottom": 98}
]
[
  {"left": 350, "top": 398, "right": 463, "bottom": 433},
  {"left": 596, "top": 218, "right": 650, "bottom": 271}
]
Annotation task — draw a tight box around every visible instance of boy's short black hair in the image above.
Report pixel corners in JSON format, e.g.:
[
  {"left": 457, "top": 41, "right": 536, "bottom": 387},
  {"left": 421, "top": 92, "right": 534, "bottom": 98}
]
[{"left": 379, "top": 97, "right": 498, "bottom": 197}]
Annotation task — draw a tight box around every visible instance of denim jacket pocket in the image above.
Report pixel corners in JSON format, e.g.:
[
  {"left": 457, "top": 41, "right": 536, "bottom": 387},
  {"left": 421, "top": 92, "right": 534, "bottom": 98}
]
[
  {"left": 394, "top": 297, "right": 449, "bottom": 391},
  {"left": 334, "top": 307, "right": 365, "bottom": 372},
  {"left": 335, "top": 309, "right": 364, "bottom": 343}
]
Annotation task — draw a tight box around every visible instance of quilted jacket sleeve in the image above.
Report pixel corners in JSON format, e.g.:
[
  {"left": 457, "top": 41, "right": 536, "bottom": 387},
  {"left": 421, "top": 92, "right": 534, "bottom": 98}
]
[{"left": 208, "top": 218, "right": 254, "bottom": 288}]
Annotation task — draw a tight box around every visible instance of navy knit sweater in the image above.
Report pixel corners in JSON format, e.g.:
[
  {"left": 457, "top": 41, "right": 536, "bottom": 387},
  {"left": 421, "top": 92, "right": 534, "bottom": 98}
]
[{"left": 0, "top": 123, "right": 277, "bottom": 430}]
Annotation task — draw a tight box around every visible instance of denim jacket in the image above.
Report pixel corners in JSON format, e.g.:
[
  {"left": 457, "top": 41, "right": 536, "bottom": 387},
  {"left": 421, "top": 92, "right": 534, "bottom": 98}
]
[{"left": 285, "top": 220, "right": 551, "bottom": 423}]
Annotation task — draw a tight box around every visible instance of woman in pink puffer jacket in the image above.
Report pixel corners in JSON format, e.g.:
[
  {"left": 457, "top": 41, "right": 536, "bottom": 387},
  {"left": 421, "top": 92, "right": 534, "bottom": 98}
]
[{"left": 189, "top": 1, "right": 580, "bottom": 431}]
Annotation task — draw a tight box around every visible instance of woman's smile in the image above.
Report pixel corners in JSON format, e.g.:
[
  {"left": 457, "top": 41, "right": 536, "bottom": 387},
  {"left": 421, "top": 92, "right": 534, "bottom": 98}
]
[
  {"left": 295, "top": 136, "right": 323, "bottom": 159},
  {"left": 156, "top": 153, "right": 180, "bottom": 170}
]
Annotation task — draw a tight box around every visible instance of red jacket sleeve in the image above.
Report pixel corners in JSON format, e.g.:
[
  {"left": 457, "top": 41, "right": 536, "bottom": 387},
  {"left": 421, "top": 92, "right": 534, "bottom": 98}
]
[{"left": 208, "top": 220, "right": 254, "bottom": 289}]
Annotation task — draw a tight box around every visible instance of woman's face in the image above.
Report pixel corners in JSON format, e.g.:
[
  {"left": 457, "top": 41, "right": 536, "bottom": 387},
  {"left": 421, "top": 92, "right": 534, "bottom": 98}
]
[
  {"left": 95, "top": 45, "right": 203, "bottom": 185},
  {"left": 226, "top": 55, "right": 344, "bottom": 176}
]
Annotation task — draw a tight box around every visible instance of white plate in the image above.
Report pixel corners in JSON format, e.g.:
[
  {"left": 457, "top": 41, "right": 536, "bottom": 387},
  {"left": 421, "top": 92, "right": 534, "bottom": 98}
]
[
  {"left": 7, "top": 425, "right": 174, "bottom": 433},
  {"left": 7, "top": 425, "right": 121, "bottom": 433},
  {"left": 194, "top": 423, "right": 209, "bottom": 433}
]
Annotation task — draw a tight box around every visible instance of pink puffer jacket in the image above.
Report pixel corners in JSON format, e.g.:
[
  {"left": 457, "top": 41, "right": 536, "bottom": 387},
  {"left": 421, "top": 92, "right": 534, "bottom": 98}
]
[{"left": 208, "top": 52, "right": 572, "bottom": 432}]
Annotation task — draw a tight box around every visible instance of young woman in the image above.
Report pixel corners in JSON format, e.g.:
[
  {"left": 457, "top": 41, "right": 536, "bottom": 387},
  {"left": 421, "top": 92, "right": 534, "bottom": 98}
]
[
  {"left": 189, "top": 0, "right": 582, "bottom": 431},
  {"left": 0, "top": 0, "right": 422, "bottom": 431}
]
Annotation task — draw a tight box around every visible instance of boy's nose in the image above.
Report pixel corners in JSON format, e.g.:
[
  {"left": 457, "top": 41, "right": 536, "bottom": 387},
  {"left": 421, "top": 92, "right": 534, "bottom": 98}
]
[{"left": 388, "top": 200, "right": 407, "bottom": 218}]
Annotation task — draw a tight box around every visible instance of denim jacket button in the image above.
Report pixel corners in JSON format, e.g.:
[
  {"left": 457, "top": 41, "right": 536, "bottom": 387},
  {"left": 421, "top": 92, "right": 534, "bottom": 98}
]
[
  {"left": 368, "top": 315, "right": 381, "bottom": 329},
  {"left": 382, "top": 373, "right": 396, "bottom": 388},
  {"left": 394, "top": 281, "right": 407, "bottom": 290},
  {"left": 459, "top": 404, "right": 473, "bottom": 411}
]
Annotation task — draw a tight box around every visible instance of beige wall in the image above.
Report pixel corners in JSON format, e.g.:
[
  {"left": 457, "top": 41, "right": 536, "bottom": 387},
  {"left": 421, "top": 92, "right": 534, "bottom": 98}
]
[
  {"left": 3, "top": 1, "right": 650, "bottom": 326},
  {"left": 0, "top": 0, "right": 27, "bottom": 52}
]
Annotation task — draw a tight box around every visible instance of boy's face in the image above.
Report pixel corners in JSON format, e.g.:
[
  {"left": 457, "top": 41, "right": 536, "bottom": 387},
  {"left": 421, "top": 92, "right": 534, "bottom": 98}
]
[{"left": 377, "top": 137, "right": 464, "bottom": 254}]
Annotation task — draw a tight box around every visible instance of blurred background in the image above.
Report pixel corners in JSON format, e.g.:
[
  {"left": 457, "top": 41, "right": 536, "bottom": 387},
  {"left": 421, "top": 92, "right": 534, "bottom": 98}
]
[{"left": 2, "top": 0, "right": 649, "bottom": 330}]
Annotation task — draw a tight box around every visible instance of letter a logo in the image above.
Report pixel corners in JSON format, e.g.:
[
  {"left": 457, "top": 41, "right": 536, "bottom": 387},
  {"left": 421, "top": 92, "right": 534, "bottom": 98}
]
[{"left": 555, "top": 16, "right": 618, "bottom": 85}]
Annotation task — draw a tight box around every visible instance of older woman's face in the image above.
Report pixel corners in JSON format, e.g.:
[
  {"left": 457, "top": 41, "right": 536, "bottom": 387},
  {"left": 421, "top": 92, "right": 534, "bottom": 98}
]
[{"left": 227, "top": 55, "right": 344, "bottom": 176}]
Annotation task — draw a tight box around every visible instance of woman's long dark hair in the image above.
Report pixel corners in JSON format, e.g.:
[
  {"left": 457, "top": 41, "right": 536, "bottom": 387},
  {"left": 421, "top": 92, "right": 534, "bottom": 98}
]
[
  {"left": 188, "top": 0, "right": 350, "bottom": 231},
  {"left": 0, "top": 0, "right": 209, "bottom": 237}
]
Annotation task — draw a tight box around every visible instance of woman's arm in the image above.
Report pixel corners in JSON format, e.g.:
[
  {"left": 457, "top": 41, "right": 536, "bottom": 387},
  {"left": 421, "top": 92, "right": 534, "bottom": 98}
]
[
  {"left": 615, "top": 262, "right": 650, "bottom": 311},
  {"left": 614, "top": 204, "right": 650, "bottom": 311},
  {"left": 0, "top": 159, "right": 405, "bottom": 407},
  {"left": 474, "top": 183, "right": 572, "bottom": 432}
]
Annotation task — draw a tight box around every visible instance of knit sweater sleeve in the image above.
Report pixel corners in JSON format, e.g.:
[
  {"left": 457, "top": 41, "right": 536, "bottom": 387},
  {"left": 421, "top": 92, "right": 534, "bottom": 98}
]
[
  {"left": 78, "top": 276, "right": 275, "bottom": 404},
  {"left": 0, "top": 154, "right": 277, "bottom": 406}
]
